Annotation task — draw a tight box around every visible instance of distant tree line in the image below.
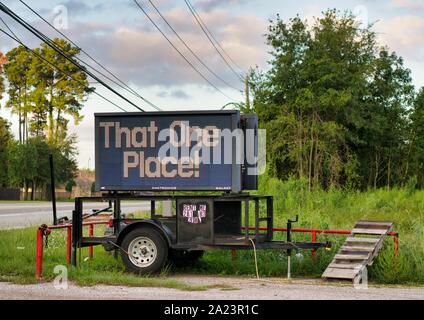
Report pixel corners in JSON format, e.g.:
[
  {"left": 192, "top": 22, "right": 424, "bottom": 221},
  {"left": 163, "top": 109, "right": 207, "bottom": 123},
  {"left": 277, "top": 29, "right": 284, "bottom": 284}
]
[
  {"left": 251, "top": 10, "right": 424, "bottom": 190},
  {"left": 0, "top": 39, "right": 93, "bottom": 199}
]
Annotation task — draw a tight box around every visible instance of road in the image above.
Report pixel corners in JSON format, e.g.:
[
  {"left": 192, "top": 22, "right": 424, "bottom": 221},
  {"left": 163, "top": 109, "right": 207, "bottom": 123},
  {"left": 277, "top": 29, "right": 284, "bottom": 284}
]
[
  {"left": 0, "top": 201, "right": 150, "bottom": 229},
  {"left": 0, "top": 276, "right": 423, "bottom": 300}
]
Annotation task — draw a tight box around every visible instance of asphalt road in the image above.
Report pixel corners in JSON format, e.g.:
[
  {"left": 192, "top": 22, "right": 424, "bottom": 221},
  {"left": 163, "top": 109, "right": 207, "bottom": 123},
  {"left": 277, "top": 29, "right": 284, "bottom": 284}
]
[
  {"left": 0, "top": 201, "right": 150, "bottom": 229},
  {"left": 0, "top": 276, "right": 423, "bottom": 300}
]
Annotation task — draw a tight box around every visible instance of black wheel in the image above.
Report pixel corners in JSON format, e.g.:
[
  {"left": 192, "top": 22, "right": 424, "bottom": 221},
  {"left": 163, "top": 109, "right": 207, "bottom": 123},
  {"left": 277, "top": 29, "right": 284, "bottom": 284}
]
[
  {"left": 120, "top": 227, "right": 168, "bottom": 274},
  {"left": 169, "top": 249, "right": 204, "bottom": 267}
]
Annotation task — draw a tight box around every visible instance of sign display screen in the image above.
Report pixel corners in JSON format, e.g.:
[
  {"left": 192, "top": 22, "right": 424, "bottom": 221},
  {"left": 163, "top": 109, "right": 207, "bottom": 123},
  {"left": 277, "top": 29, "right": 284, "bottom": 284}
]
[{"left": 95, "top": 110, "right": 241, "bottom": 191}]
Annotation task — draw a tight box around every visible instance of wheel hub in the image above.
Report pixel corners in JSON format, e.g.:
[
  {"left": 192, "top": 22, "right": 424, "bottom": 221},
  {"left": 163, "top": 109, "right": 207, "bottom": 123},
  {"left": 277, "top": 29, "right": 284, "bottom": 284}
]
[{"left": 128, "top": 236, "right": 157, "bottom": 268}]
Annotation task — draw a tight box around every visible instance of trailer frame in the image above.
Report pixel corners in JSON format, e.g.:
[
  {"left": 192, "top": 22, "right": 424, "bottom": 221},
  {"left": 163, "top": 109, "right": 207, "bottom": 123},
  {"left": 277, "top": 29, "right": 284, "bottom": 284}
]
[{"left": 71, "top": 192, "right": 330, "bottom": 268}]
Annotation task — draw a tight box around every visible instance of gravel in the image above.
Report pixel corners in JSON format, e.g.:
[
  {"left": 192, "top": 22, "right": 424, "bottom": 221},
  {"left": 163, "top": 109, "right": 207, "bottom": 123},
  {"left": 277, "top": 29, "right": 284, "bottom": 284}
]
[{"left": 1, "top": 276, "right": 423, "bottom": 300}]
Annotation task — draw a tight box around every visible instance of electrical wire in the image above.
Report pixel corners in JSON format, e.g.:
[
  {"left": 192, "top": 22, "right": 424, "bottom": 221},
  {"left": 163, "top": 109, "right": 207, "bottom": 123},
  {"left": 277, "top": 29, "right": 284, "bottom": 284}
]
[
  {"left": 248, "top": 238, "right": 260, "bottom": 280},
  {"left": 184, "top": 0, "right": 244, "bottom": 82},
  {"left": 0, "top": 2, "right": 145, "bottom": 112},
  {"left": 0, "top": 26, "right": 128, "bottom": 112},
  {"left": 0, "top": 15, "right": 18, "bottom": 39},
  {"left": 147, "top": 0, "right": 242, "bottom": 93},
  {"left": 133, "top": 0, "right": 237, "bottom": 102},
  {"left": 185, "top": 0, "right": 244, "bottom": 74},
  {"left": 18, "top": 0, "right": 161, "bottom": 111}
]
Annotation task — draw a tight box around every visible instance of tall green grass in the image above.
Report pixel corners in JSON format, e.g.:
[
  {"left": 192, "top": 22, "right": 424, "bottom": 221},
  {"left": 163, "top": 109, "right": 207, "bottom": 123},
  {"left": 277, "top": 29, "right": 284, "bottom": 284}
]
[
  {"left": 251, "top": 175, "right": 424, "bottom": 284},
  {"left": 1, "top": 176, "right": 423, "bottom": 285},
  {"left": 180, "top": 175, "right": 424, "bottom": 284},
  {"left": 0, "top": 226, "right": 233, "bottom": 290}
]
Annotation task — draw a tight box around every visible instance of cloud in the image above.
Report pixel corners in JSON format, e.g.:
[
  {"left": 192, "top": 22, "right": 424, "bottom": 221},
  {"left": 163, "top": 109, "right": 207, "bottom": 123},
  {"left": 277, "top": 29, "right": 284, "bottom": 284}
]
[
  {"left": 157, "top": 89, "right": 190, "bottom": 99},
  {"left": 2, "top": 1, "right": 268, "bottom": 90},
  {"left": 70, "top": 8, "right": 268, "bottom": 89},
  {"left": 376, "top": 15, "right": 424, "bottom": 61},
  {"left": 195, "top": 0, "right": 251, "bottom": 12},
  {"left": 390, "top": 0, "right": 424, "bottom": 10},
  {"left": 62, "top": 0, "right": 105, "bottom": 16}
]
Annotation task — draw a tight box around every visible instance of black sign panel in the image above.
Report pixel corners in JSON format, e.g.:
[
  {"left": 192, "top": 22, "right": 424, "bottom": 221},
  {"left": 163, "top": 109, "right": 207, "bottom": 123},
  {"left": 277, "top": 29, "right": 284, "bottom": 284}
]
[{"left": 95, "top": 110, "right": 241, "bottom": 192}]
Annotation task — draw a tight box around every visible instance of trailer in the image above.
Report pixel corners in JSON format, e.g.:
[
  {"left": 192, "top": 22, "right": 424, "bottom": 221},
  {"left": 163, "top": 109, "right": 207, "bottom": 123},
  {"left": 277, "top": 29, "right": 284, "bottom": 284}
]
[{"left": 70, "top": 110, "right": 330, "bottom": 274}]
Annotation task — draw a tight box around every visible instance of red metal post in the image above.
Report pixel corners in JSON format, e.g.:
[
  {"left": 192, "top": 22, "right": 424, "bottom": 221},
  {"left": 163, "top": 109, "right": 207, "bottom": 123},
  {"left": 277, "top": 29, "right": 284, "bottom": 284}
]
[
  {"left": 231, "top": 249, "right": 237, "bottom": 262},
  {"left": 35, "top": 228, "right": 43, "bottom": 280},
  {"left": 394, "top": 234, "right": 399, "bottom": 258},
  {"left": 88, "top": 224, "right": 94, "bottom": 259},
  {"left": 66, "top": 226, "right": 72, "bottom": 264},
  {"left": 311, "top": 231, "right": 317, "bottom": 259}
]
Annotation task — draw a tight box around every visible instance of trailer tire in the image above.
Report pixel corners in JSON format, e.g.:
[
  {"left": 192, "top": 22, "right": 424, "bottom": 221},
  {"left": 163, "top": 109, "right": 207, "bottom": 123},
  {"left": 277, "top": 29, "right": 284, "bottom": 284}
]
[
  {"left": 169, "top": 249, "right": 204, "bottom": 267},
  {"left": 120, "top": 227, "right": 168, "bottom": 274}
]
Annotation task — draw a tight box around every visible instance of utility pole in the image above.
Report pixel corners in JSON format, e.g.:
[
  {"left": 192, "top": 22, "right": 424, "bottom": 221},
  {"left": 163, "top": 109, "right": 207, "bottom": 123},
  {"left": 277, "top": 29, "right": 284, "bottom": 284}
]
[{"left": 245, "top": 74, "right": 251, "bottom": 113}]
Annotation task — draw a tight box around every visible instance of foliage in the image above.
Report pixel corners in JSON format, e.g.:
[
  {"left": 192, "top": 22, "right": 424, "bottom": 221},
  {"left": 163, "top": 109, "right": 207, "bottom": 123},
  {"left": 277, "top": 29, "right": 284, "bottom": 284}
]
[
  {"left": 3, "top": 40, "right": 93, "bottom": 144},
  {"left": 0, "top": 117, "right": 13, "bottom": 187},
  {"left": 251, "top": 10, "right": 417, "bottom": 190},
  {"left": 0, "top": 38, "right": 92, "bottom": 198},
  {"left": 65, "top": 180, "right": 76, "bottom": 193},
  {"left": 408, "top": 88, "right": 424, "bottom": 188},
  {"left": 29, "top": 39, "right": 93, "bottom": 143},
  {"left": 7, "top": 137, "right": 78, "bottom": 200},
  {"left": 0, "top": 52, "right": 6, "bottom": 102},
  {"left": 1, "top": 179, "right": 423, "bottom": 284},
  {"left": 8, "top": 140, "right": 38, "bottom": 191},
  {"left": 4, "top": 46, "right": 32, "bottom": 143}
]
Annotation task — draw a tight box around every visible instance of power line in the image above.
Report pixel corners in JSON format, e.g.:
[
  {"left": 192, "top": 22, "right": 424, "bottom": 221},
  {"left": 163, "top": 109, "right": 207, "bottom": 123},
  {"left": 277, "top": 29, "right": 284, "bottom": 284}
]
[
  {"left": 0, "top": 2, "right": 145, "bottom": 112},
  {"left": 18, "top": 0, "right": 161, "bottom": 111},
  {"left": 133, "top": 0, "right": 237, "bottom": 102},
  {"left": 147, "top": 0, "right": 242, "bottom": 93},
  {"left": 0, "top": 15, "right": 19, "bottom": 40},
  {"left": 0, "top": 26, "right": 128, "bottom": 112},
  {"left": 184, "top": 0, "right": 244, "bottom": 82},
  {"left": 185, "top": 0, "right": 244, "bottom": 74}
]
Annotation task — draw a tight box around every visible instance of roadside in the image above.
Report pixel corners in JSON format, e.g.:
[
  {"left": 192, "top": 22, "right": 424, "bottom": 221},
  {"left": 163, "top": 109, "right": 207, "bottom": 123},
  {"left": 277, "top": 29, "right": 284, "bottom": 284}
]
[
  {"left": 0, "top": 201, "right": 150, "bottom": 229},
  {"left": 1, "top": 276, "right": 423, "bottom": 300}
]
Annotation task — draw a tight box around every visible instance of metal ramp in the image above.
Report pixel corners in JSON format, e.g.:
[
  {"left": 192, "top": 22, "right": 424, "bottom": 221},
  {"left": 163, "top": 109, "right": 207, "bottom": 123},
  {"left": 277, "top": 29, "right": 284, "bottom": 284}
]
[{"left": 322, "top": 220, "right": 394, "bottom": 282}]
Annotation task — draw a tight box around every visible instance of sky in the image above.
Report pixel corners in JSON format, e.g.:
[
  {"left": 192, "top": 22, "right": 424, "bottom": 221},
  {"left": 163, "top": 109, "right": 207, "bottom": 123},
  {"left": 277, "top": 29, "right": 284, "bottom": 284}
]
[{"left": 1, "top": 0, "right": 424, "bottom": 169}]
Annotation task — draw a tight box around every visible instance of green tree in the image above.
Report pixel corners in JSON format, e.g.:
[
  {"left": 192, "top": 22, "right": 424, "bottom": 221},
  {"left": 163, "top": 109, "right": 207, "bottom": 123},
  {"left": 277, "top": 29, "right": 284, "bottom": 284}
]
[
  {"left": 4, "top": 46, "right": 32, "bottom": 143},
  {"left": 65, "top": 179, "right": 76, "bottom": 195},
  {"left": 408, "top": 88, "right": 424, "bottom": 187},
  {"left": 362, "top": 49, "right": 414, "bottom": 189},
  {"left": 8, "top": 136, "right": 78, "bottom": 200},
  {"left": 0, "top": 51, "right": 6, "bottom": 102},
  {"left": 0, "top": 117, "right": 13, "bottom": 187},
  {"left": 29, "top": 38, "right": 93, "bottom": 144},
  {"left": 251, "top": 9, "right": 414, "bottom": 190},
  {"left": 8, "top": 140, "right": 37, "bottom": 199}
]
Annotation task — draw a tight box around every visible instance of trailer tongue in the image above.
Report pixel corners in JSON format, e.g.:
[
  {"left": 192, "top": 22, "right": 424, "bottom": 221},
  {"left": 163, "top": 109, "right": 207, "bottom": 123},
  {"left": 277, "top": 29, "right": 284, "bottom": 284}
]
[{"left": 71, "top": 110, "right": 330, "bottom": 275}]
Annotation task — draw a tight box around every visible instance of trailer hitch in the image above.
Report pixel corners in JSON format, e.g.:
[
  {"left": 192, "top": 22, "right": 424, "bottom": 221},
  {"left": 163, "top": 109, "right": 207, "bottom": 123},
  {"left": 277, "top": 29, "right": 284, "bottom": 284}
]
[{"left": 39, "top": 224, "right": 51, "bottom": 248}]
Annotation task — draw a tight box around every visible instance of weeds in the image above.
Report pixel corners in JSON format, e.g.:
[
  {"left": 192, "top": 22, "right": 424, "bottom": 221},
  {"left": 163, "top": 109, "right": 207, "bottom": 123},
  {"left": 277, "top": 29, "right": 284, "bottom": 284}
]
[{"left": 1, "top": 177, "right": 423, "bottom": 285}]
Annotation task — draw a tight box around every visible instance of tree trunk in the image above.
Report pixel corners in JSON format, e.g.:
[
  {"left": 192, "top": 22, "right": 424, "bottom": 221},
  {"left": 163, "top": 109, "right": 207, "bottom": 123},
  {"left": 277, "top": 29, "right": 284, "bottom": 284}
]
[
  {"left": 374, "top": 153, "right": 379, "bottom": 189},
  {"left": 308, "top": 133, "right": 314, "bottom": 192},
  {"left": 24, "top": 180, "right": 28, "bottom": 201},
  {"left": 387, "top": 155, "right": 391, "bottom": 190},
  {"left": 48, "top": 84, "right": 54, "bottom": 142},
  {"left": 48, "top": 107, "right": 54, "bottom": 142},
  {"left": 55, "top": 109, "right": 61, "bottom": 144},
  {"left": 31, "top": 180, "right": 34, "bottom": 201},
  {"left": 404, "top": 131, "right": 415, "bottom": 182},
  {"left": 313, "top": 134, "right": 319, "bottom": 189},
  {"left": 18, "top": 111, "right": 22, "bottom": 144}
]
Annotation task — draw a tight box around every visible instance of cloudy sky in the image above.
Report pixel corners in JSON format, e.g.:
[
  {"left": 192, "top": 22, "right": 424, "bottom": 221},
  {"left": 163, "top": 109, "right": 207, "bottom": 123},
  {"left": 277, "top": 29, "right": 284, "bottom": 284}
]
[{"left": 1, "top": 0, "right": 424, "bottom": 169}]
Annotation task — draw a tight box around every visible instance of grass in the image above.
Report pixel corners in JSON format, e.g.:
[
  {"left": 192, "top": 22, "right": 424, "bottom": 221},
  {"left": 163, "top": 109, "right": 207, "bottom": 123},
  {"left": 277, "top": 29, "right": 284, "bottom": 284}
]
[
  {"left": 1, "top": 176, "right": 424, "bottom": 286},
  {"left": 0, "top": 225, "right": 235, "bottom": 291}
]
